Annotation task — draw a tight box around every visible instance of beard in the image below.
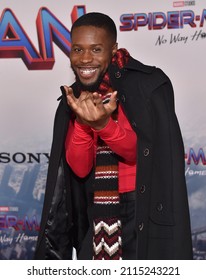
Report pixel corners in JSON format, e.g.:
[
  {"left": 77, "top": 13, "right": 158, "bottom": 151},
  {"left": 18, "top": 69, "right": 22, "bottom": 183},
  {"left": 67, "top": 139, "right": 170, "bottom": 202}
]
[{"left": 72, "top": 67, "right": 105, "bottom": 92}]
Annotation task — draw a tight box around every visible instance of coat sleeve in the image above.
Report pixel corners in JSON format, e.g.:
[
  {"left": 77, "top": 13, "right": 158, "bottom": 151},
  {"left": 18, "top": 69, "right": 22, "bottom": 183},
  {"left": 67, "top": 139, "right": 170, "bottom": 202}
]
[{"left": 34, "top": 100, "right": 74, "bottom": 260}]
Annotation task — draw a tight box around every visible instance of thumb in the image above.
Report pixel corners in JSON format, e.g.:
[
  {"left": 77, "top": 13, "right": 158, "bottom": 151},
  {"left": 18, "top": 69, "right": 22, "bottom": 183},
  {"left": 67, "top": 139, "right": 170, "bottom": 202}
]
[
  {"left": 108, "top": 91, "right": 118, "bottom": 109},
  {"left": 64, "top": 86, "right": 76, "bottom": 106},
  {"left": 104, "top": 91, "right": 118, "bottom": 114},
  {"left": 64, "top": 85, "right": 73, "bottom": 96}
]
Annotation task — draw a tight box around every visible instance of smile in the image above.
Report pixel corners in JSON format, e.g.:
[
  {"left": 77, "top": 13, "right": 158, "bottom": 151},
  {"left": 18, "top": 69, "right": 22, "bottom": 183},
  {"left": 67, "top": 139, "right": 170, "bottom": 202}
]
[{"left": 79, "top": 68, "right": 97, "bottom": 77}]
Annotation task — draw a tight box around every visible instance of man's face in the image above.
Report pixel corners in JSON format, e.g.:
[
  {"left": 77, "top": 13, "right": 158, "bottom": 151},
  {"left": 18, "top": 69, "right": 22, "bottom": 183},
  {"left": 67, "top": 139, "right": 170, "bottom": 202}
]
[{"left": 70, "top": 26, "right": 117, "bottom": 91}]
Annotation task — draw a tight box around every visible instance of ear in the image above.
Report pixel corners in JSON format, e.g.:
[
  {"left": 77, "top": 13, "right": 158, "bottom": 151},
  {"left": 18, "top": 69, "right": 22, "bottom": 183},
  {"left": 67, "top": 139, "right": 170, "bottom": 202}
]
[{"left": 112, "top": 43, "right": 118, "bottom": 56}]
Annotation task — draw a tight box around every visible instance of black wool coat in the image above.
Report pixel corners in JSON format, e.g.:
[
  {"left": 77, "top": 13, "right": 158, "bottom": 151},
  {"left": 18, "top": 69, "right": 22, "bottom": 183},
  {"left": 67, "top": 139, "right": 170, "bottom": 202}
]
[{"left": 34, "top": 57, "right": 193, "bottom": 260}]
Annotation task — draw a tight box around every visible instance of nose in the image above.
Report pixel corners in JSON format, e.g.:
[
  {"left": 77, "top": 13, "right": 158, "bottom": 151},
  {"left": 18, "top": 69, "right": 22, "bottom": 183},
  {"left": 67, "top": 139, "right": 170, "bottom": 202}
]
[{"left": 80, "top": 50, "right": 93, "bottom": 63}]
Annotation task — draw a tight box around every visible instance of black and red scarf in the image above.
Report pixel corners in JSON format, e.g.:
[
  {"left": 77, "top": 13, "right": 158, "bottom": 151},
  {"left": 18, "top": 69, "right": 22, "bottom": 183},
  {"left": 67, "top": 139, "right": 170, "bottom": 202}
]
[{"left": 92, "top": 49, "right": 130, "bottom": 260}]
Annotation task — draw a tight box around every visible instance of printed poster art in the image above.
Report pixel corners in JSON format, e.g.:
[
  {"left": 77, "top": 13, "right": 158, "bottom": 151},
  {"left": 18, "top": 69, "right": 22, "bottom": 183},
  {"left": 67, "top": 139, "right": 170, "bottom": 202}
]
[{"left": 0, "top": 0, "right": 205, "bottom": 259}]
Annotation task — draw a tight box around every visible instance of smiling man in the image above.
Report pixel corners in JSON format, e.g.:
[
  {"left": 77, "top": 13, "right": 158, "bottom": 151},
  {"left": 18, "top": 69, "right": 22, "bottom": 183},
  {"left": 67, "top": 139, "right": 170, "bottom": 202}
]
[
  {"left": 34, "top": 12, "right": 193, "bottom": 260},
  {"left": 70, "top": 25, "right": 117, "bottom": 90}
]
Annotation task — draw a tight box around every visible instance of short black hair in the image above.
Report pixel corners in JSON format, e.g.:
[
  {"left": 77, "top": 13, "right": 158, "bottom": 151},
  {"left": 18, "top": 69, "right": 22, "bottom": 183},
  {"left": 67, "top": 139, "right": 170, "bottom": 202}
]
[{"left": 71, "top": 12, "right": 117, "bottom": 43}]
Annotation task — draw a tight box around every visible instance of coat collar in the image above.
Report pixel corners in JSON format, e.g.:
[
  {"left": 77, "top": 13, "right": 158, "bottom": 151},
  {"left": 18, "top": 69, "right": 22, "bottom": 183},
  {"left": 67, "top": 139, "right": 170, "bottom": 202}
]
[{"left": 124, "top": 56, "right": 155, "bottom": 73}]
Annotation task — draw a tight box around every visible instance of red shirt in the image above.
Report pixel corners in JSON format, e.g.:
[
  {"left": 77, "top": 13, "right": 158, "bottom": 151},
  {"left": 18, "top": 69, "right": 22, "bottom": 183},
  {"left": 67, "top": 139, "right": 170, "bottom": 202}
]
[{"left": 65, "top": 105, "right": 137, "bottom": 193}]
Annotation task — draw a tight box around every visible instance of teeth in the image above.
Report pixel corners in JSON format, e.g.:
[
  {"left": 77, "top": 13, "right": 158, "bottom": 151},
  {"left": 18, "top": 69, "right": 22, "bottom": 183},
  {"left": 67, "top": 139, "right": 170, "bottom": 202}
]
[{"left": 80, "top": 68, "right": 96, "bottom": 74}]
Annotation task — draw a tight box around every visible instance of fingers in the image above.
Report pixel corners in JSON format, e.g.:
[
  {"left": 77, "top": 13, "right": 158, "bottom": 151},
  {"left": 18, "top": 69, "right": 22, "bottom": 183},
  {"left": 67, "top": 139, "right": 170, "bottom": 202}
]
[
  {"left": 104, "top": 91, "right": 118, "bottom": 114},
  {"left": 64, "top": 85, "right": 73, "bottom": 97},
  {"left": 64, "top": 86, "right": 76, "bottom": 107},
  {"left": 109, "top": 91, "right": 118, "bottom": 106},
  {"left": 92, "top": 91, "right": 118, "bottom": 113},
  {"left": 92, "top": 92, "right": 102, "bottom": 106},
  {"left": 64, "top": 87, "right": 118, "bottom": 125},
  {"left": 79, "top": 91, "right": 93, "bottom": 103}
]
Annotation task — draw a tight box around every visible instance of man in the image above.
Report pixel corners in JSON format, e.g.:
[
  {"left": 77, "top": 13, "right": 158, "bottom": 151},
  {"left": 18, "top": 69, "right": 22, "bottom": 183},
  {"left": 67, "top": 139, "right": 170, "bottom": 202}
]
[{"left": 34, "top": 12, "right": 193, "bottom": 260}]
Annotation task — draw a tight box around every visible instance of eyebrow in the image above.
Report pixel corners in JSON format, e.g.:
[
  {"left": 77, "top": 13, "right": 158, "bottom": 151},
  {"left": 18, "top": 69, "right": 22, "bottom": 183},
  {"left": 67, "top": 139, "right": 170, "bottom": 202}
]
[{"left": 71, "top": 43, "right": 103, "bottom": 47}]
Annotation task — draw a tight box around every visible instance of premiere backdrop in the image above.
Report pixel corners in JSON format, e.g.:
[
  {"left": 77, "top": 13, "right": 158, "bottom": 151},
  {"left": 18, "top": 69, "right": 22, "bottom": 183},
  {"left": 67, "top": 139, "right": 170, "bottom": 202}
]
[{"left": 0, "top": 0, "right": 205, "bottom": 259}]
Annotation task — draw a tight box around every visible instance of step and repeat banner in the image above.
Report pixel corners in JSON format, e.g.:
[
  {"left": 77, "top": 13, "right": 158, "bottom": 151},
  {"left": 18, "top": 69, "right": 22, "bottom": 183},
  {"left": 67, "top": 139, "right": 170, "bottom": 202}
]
[{"left": 0, "top": 0, "right": 205, "bottom": 260}]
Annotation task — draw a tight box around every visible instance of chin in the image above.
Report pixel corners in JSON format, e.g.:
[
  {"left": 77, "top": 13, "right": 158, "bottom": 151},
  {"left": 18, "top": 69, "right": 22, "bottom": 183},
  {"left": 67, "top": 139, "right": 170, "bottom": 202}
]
[
  {"left": 80, "top": 84, "right": 99, "bottom": 92},
  {"left": 73, "top": 67, "right": 105, "bottom": 92},
  {"left": 77, "top": 78, "right": 101, "bottom": 92}
]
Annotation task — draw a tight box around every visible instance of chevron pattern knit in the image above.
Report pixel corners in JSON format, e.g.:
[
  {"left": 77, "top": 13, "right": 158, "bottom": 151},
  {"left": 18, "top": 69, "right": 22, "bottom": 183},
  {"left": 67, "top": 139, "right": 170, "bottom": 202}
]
[
  {"left": 93, "top": 139, "right": 122, "bottom": 260},
  {"left": 92, "top": 49, "right": 130, "bottom": 260}
]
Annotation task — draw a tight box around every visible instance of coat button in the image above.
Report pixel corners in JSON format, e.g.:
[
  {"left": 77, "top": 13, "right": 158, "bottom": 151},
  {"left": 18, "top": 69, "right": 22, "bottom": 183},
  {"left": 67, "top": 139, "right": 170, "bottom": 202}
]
[
  {"left": 139, "top": 222, "right": 144, "bottom": 231},
  {"left": 140, "top": 185, "right": 146, "bottom": 193},
  {"left": 121, "top": 95, "right": 126, "bottom": 103},
  {"left": 132, "top": 121, "right": 137, "bottom": 128},
  {"left": 143, "top": 148, "right": 150, "bottom": 156},
  {"left": 156, "top": 203, "right": 163, "bottom": 212},
  {"left": 115, "top": 71, "right": 121, "bottom": 78},
  {"left": 47, "top": 220, "right": 52, "bottom": 226}
]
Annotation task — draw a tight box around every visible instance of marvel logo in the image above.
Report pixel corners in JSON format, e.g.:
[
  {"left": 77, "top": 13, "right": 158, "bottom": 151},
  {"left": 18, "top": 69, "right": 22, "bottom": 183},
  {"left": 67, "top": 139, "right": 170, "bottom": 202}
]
[
  {"left": 173, "top": 1, "right": 196, "bottom": 7},
  {"left": 0, "top": 207, "right": 9, "bottom": 212}
]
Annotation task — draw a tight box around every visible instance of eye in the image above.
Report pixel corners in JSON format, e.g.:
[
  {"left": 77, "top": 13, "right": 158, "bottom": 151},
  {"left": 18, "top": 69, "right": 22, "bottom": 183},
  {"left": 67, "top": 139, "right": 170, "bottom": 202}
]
[
  {"left": 72, "top": 47, "right": 82, "bottom": 53},
  {"left": 93, "top": 47, "right": 102, "bottom": 53}
]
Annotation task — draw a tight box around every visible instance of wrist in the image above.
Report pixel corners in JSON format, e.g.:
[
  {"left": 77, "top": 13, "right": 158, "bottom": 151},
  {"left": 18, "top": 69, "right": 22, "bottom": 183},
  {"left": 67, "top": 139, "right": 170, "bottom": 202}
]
[
  {"left": 91, "top": 117, "right": 110, "bottom": 131},
  {"left": 75, "top": 116, "right": 85, "bottom": 125},
  {"left": 92, "top": 117, "right": 113, "bottom": 132}
]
